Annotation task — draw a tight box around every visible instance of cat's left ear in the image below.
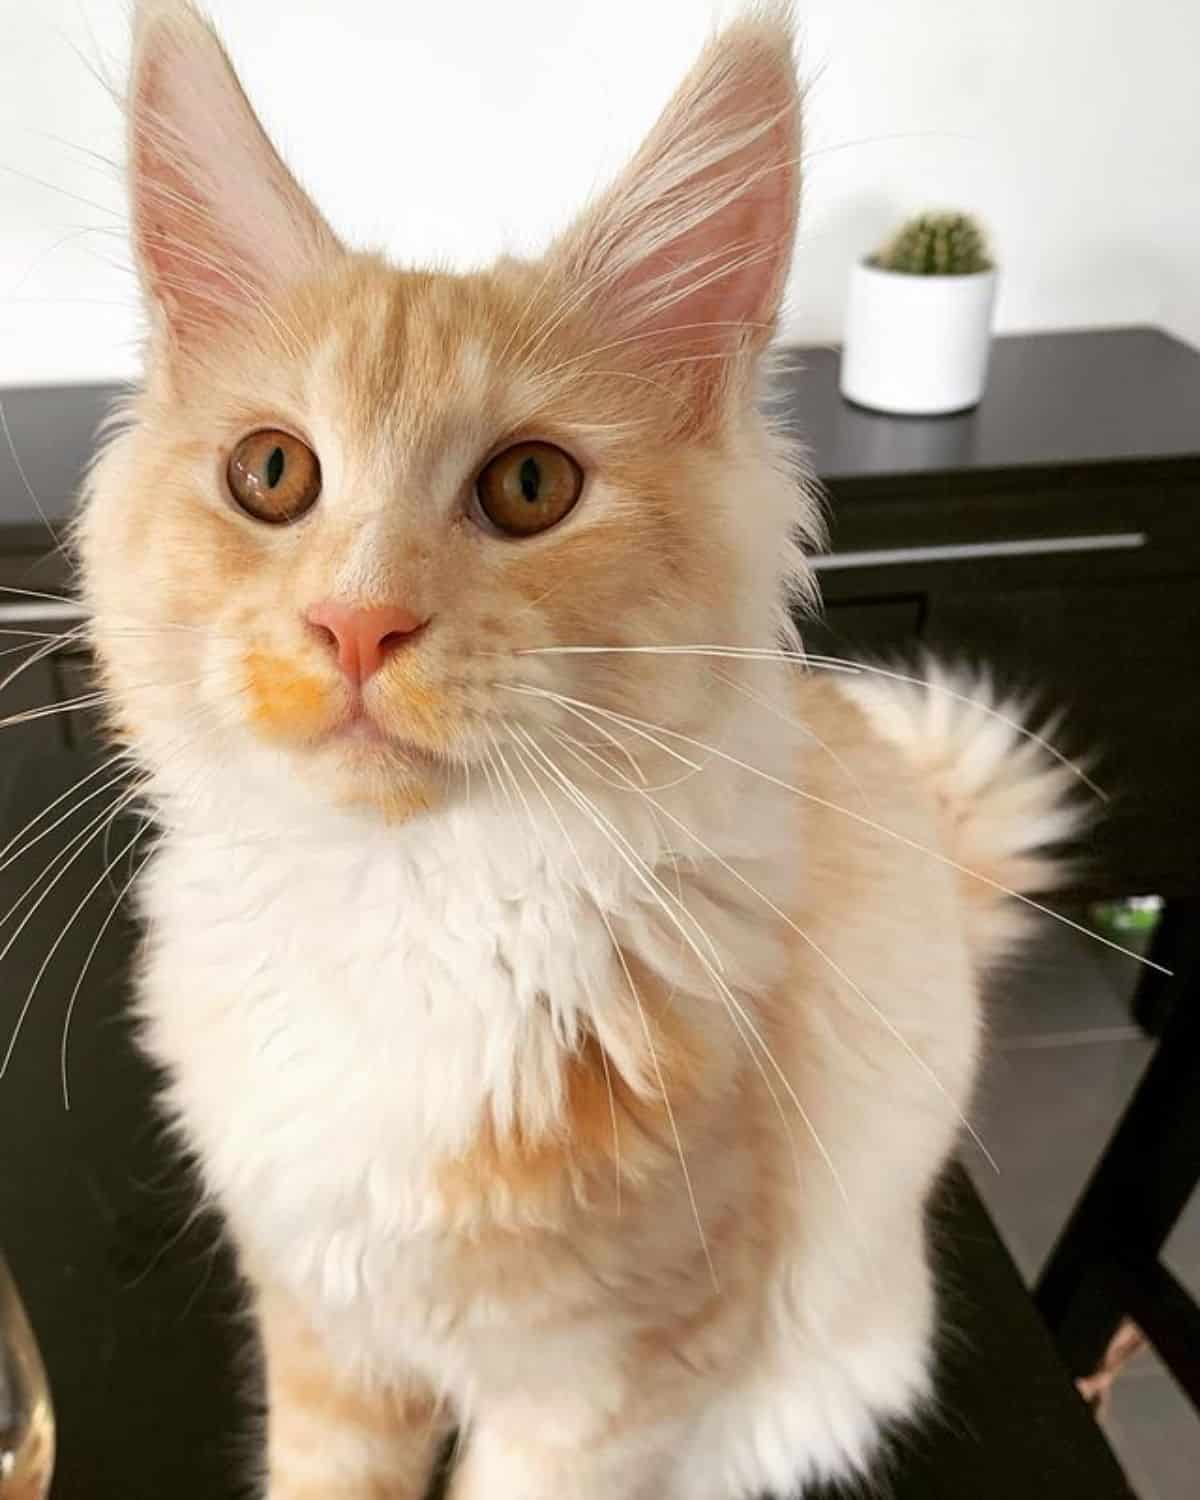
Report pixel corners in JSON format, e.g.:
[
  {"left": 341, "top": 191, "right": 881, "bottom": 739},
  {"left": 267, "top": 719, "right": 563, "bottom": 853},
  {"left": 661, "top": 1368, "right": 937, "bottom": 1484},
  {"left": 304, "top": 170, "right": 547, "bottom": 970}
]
[
  {"left": 128, "top": 0, "right": 341, "bottom": 352},
  {"left": 550, "top": 10, "right": 800, "bottom": 425}
]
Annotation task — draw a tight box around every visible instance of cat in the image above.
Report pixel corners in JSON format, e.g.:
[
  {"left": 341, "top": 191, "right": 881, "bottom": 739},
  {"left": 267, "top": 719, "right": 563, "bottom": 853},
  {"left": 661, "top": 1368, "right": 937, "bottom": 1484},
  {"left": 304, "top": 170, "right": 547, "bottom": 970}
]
[{"left": 76, "top": 2, "right": 1078, "bottom": 1497}]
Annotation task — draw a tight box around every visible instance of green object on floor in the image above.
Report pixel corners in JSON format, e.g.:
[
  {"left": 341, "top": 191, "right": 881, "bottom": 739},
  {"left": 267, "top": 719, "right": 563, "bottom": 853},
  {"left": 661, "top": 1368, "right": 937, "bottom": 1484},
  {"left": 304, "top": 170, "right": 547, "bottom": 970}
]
[{"left": 1089, "top": 895, "right": 1163, "bottom": 954}]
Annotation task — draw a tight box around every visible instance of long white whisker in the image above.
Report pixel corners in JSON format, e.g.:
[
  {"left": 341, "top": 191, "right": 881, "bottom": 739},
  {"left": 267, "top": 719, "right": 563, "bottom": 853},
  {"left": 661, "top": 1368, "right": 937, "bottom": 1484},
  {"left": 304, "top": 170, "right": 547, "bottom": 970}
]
[
  {"left": 512, "top": 724, "right": 850, "bottom": 1210},
  {"left": 505, "top": 683, "right": 1169, "bottom": 978},
  {"left": 546, "top": 724, "right": 695, "bottom": 798},
  {"left": 0, "top": 631, "right": 75, "bottom": 699},
  {"left": 539, "top": 698, "right": 651, "bottom": 785},
  {"left": 0, "top": 767, "right": 131, "bottom": 877},
  {"left": 515, "top": 687, "right": 701, "bottom": 773},
  {"left": 482, "top": 728, "right": 519, "bottom": 821},
  {"left": 619, "top": 763, "right": 998, "bottom": 1173},
  {"left": 490, "top": 725, "right": 623, "bottom": 1208},
  {"left": 0, "top": 782, "right": 144, "bottom": 1078},
  {"left": 62, "top": 823, "right": 155, "bottom": 1109},
  {"left": 506, "top": 725, "right": 723, "bottom": 976},
  {"left": 0, "top": 782, "right": 141, "bottom": 942},
  {"left": 507, "top": 727, "right": 715, "bottom": 1282},
  {"left": 0, "top": 752, "right": 126, "bottom": 871},
  {"left": 513, "top": 644, "right": 1106, "bottom": 803},
  {"left": 709, "top": 666, "right": 876, "bottom": 813},
  {"left": 544, "top": 726, "right": 696, "bottom": 986}
]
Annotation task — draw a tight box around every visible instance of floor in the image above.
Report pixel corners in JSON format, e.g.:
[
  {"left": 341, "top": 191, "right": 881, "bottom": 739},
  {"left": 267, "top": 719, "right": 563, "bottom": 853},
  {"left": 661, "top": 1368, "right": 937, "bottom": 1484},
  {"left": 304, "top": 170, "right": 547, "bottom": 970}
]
[{"left": 960, "top": 915, "right": 1200, "bottom": 1500}]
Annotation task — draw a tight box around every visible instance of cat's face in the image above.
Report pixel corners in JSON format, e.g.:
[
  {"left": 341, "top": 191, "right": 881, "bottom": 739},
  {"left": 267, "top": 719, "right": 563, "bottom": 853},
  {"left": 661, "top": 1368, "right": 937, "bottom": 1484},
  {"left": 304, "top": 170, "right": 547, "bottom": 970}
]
[{"left": 80, "top": 1, "right": 811, "bottom": 821}]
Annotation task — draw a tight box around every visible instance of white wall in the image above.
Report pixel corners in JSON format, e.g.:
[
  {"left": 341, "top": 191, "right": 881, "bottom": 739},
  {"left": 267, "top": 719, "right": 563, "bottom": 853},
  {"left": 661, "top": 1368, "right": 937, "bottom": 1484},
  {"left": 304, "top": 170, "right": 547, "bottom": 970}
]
[{"left": 1, "top": 0, "right": 1197, "bottom": 386}]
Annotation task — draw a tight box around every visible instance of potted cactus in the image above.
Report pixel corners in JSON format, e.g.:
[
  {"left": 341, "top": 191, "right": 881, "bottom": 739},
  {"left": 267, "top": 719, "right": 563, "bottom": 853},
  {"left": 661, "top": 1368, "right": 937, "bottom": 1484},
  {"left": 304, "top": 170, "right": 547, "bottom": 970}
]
[{"left": 840, "top": 212, "right": 997, "bottom": 415}]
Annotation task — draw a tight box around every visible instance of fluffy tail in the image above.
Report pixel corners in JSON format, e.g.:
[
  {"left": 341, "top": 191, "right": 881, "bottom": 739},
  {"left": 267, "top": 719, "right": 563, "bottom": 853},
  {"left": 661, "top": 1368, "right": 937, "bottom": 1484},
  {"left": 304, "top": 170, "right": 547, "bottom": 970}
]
[{"left": 842, "top": 659, "right": 1087, "bottom": 966}]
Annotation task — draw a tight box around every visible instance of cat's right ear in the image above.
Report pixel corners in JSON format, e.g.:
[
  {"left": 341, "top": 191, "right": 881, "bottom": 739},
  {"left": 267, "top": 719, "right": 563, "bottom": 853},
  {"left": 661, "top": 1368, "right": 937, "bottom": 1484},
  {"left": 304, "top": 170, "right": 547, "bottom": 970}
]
[{"left": 128, "top": 0, "right": 340, "bottom": 353}]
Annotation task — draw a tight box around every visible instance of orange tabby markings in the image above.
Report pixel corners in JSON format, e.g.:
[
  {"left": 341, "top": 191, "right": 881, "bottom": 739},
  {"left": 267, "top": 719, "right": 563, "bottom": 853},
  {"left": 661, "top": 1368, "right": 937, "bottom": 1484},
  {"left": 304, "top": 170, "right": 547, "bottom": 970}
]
[
  {"left": 438, "top": 972, "right": 704, "bottom": 1221},
  {"left": 245, "top": 650, "right": 333, "bottom": 741},
  {"left": 261, "top": 1285, "right": 444, "bottom": 1499},
  {"left": 397, "top": 677, "right": 442, "bottom": 738},
  {"left": 342, "top": 777, "right": 433, "bottom": 824}
]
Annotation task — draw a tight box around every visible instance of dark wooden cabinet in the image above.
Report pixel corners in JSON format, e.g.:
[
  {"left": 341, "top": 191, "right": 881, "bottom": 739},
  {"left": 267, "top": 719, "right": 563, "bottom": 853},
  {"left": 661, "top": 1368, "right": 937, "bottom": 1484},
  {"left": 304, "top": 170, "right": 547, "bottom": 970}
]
[
  {"left": 771, "top": 329, "right": 1200, "bottom": 903},
  {"left": 926, "top": 577, "right": 1200, "bottom": 897}
]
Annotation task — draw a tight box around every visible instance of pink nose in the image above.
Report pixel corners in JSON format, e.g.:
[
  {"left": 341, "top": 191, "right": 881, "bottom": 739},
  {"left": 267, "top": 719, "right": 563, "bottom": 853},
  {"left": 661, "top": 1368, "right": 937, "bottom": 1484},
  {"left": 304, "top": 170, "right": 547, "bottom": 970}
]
[{"left": 305, "top": 601, "right": 429, "bottom": 684}]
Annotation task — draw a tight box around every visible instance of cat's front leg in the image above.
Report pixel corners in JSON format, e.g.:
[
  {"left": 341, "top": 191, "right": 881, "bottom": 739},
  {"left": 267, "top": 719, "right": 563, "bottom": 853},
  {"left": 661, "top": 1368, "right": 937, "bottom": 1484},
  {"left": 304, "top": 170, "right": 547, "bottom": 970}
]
[
  {"left": 257, "top": 1285, "right": 448, "bottom": 1499},
  {"left": 449, "top": 1415, "right": 682, "bottom": 1500}
]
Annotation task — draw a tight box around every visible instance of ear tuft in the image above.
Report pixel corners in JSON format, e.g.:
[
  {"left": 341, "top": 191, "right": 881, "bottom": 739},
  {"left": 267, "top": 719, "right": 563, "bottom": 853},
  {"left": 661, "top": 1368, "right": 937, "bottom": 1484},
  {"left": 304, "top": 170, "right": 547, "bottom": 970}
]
[
  {"left": 129, "top": 0, "right": 339, "bottom": 351},
  {"left": 551, "top": 8, "right": 801, "bottom": 415}
]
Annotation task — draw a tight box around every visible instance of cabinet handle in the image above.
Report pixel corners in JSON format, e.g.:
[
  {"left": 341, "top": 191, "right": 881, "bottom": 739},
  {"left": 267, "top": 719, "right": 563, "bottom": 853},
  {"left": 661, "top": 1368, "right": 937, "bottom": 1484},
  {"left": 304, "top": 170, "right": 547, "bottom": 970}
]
[
  {"left": 0, "top": 601, "right": 86, "bottom": 625},
  {"left": 811, "top": 532, "right": 1147, "bottom": 571}
]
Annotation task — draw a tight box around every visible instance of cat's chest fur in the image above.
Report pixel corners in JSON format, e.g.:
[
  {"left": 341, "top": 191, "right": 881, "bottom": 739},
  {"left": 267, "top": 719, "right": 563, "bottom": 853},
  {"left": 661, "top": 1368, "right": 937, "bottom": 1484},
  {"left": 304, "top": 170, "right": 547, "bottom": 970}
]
[{"left": 135, "top": 794, "right": 681, "bottom": 1355}]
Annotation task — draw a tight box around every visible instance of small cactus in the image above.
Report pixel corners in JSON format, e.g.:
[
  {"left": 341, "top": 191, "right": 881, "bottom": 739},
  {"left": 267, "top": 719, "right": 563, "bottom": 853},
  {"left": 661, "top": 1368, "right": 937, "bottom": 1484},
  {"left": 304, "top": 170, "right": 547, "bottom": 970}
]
[{"left": 872, "top": 212, "right": 992, "bottom": 276}]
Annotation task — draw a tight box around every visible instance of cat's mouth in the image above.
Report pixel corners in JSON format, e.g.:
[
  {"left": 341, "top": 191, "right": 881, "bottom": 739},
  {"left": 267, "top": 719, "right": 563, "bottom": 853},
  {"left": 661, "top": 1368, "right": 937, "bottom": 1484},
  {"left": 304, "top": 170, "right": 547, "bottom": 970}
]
[
  {"left": 241, "top": 647, "right": 448, "bottom": 772},
  {"left": 325, "top": 706, "right": 443, "bottom": 767}
]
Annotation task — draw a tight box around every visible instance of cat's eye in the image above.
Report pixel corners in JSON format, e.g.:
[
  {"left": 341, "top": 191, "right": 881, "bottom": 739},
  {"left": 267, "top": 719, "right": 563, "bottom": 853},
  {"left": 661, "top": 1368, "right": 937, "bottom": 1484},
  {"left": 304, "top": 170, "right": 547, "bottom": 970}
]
[
  {"left": 475, "top": 442, "right": 583, "bottom": 537},
  {"left": 227, "top": 429, "right": 321, "bottom": 524}
]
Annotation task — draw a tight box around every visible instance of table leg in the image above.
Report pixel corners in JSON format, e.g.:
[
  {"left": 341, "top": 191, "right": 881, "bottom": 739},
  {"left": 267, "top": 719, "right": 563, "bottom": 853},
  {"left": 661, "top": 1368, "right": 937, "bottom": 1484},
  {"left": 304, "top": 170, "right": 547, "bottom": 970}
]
[{"left": 1035, "top": 899, "right": 1200, "bottom": 1405}]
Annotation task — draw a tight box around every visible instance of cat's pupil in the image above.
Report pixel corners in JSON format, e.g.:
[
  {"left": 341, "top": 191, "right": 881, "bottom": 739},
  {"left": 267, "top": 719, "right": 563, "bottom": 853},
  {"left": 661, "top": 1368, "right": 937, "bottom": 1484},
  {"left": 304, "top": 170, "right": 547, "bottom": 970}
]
[
  {"left": 519, "top": 456, "right": 541, "bottom": 502},
  {"left": 266, "top": 446, "right": 285, "bottom": 488}
]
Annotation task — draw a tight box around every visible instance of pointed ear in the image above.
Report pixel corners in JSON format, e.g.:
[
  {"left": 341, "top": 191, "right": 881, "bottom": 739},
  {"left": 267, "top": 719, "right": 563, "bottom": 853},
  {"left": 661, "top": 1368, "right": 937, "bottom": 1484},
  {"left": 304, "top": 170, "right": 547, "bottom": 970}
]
[
  {"left": 128, "top": 0, "right": 340, "bottom": 350},
  {"left": 551, "top": 12, "right": 801, "bottom": 418}
]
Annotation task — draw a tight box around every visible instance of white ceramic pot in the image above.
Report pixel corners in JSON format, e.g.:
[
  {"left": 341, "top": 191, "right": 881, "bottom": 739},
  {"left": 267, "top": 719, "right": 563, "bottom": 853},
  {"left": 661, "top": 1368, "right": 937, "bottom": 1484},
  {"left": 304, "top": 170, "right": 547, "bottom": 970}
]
[{"left": 839, "top": 261, "right": 997, "bottom": 415}]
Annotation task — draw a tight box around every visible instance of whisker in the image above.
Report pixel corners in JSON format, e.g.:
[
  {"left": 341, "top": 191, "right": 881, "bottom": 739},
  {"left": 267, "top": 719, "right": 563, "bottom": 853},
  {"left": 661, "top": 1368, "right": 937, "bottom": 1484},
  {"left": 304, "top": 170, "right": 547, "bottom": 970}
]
[
  {"left": 482, "top": 726, "right": 519, "bottom": 822},
  {"left": 513, "top": 686, "right": 700, "bottom": 774},
  {"left": 548, "top": 702, "right": 652, "bottom": 785},
  {"left": 0, "top": 631, "right": 77, "bottom": 699},
  {"left": 512, "top": 725, "right": 849, "bottom": 1211},
  {"left": 510, "top": 684, "right": 1168, "bottom": 977},
  {"left": 0, "top": 626, "right": 86, "bottom": 643},
  {"left": 0, "top": 673, "right": 205, "bottom": 732},
  {"left": 0, "top": 584, "right": 86, "bottom": 608},
  {"left": 500, "top": 726, "right": 624, "bottom": 1210},
  {"left": 512, "top": 644, "right": 1106, "bottom": 803},
  {"left": 545, "top": 725, "right": 693, "bottom": 798},
  {"left": 16, "top": 815, "right": 147, "bottom": 1106},
  {"left": 0, "top": 399, "right": 71, "bottom": 562},
  {"left": 621, "top": 759, "right": 997, "bottom": 1172},
  {"left": 506, "top": 724, "right": 723, "bottom": 976},
  {"left": 489, "top": 724, "right": 624, "bottom": 1206},
  {"left": 508, "top": 728, "right": 714, "bottom": 1269},
  {"left": 61, "top": 820, "right": 155, "bottom": 1110},
  {"left": 0, "top": 781, "right": 140, "bottom": 943},
  {"left": 477, "top": 744, "right": 503, "bottom": 811},
  {"left": 0, "top": 752, "right": 126, "bottom": 871},
  {"left": 539, "top": 717, "right": 982, "bottom": 1177},
  {"left": 0, "top": 782, "right": 145, "bottom": 1079},
  {"left": 0, "top": 766, "right": 131, "bottom": 877},
  {"left": 709, "top": 666, "right": 875, "bottom": 812},
  {"left": 544, "top": 725, "right": 695, "bottom": 982}
]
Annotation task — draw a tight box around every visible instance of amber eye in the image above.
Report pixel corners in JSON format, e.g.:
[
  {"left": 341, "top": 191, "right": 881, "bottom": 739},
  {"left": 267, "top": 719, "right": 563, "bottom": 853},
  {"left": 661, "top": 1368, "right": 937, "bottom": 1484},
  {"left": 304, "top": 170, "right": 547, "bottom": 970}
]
[
  {"left": 475, "top": 442, "right": 583, "bottom": 537},
  {"left": 227, "top": 429, "right": 321, "bottom": 524}
]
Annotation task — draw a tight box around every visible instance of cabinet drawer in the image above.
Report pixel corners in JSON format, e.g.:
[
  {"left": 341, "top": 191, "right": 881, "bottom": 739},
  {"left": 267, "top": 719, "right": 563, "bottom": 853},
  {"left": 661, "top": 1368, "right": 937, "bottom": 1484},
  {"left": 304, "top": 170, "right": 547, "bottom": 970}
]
[
  {"left": 800, "top": 595, "right": 925, "bottom": 657},
  {"left": 926, "top": 577, "right": 1200, "bottom": 898},
  {"left": 54, "top": 651, "right": 105, "bottom": 749}
]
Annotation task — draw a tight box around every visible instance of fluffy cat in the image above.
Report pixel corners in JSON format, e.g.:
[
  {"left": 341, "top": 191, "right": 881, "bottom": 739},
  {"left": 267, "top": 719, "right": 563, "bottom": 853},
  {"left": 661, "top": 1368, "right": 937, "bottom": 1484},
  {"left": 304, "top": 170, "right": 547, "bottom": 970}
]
[{"left": 77, "top": 3, "right": 1076, "bottom": 1497}]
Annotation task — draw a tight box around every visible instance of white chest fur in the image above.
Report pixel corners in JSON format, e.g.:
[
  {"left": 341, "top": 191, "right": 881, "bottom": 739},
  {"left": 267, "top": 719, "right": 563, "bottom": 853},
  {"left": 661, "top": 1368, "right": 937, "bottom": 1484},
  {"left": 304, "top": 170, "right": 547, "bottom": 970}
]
[{"left": 135, "top": 773, "right": 793, "bottom": 1377}]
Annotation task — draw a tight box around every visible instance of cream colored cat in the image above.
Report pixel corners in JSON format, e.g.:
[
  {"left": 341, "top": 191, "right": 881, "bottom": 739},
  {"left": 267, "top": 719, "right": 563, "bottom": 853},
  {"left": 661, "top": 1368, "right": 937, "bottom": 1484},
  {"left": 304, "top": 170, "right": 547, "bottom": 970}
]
[{"left": 78, "top": 3, "right": 1077, "bottom": 1497}]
